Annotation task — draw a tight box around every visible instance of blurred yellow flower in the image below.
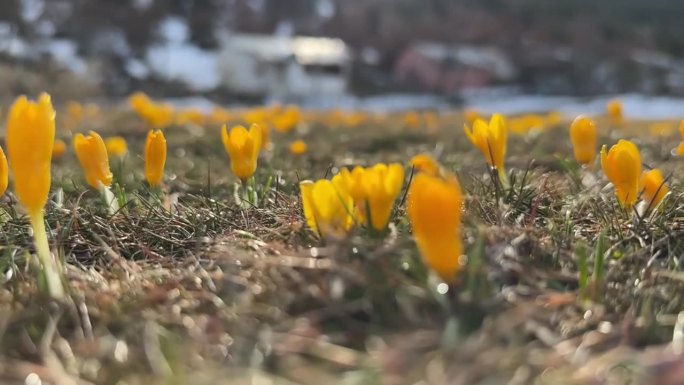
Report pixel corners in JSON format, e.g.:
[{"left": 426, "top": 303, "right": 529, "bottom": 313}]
[
  {"left": 406, "top": 172, "right": 463, "bottom": 282},
  {"left": 289, "top": 140, "right": 308, "bottom": 155},
  {"left": 409, "top": 154, "right": 440, "bottom": 177},
  {"left": 464, "top": 109, "right": 481, "bottom": 126},
  {"left": 6, "top": 93, "right": 55, "bottom": 214},
  {"left": 361, "top": 163, "right": 405, "bottom": 231},
  {"left": 105, "top": 136, "right": 128, "bottom": 158},
  {"left": 175, "top": 108, "right": 205, "bottom": 126},
  {"left": 52, "top": 139, "right": 67, "bottom": 160},
  {"left": 601, "top": 140, "right": 641, "bottom": 209},
  {"left": 0, "top": 146, "right": 8, "bottom": 197},
  {"left": 569, "top": 116, "right": 597, "bottom": 166},
  {"left": 145, "top": 129, "right": 167, "bottom": 187},
  {"left": 676, "top": 121, "right": 684, "bottom": 156},
  {"left": 210, "top": 107, "right": 232, "bottom": 125},
  {"left": 648, "top": 122, "right": 675, "bottom": 137},
  {"left": 403, "top": 111, "right": 421, "bottom": 130},
  {"left": 464, "top": 113, "right": 508, "bottom": 180},
  {"left": 606, "top": 99, "right": 623, "bottom": 126},
  {"left": 221, "top": 123, "right": 262, "bottom": 182},
  {"left": 299, "top": 178, "right": 353, "bottom": 238},
  {"left": 129, "top": 92, "right": 174, "bottom": 129},
  {"left": 73, "top": 131, "right": 113, "bottom": 189},
  {"left": 641, "top": 169, "right": 668, "bottom": 210},
  {"left": 272, "top": 106, "right": 301, "bottom": 133}
]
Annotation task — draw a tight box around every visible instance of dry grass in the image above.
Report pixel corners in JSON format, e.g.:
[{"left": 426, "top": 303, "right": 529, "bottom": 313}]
[{"left": 0, "top": 109, "right": 683, "bottom": 385}]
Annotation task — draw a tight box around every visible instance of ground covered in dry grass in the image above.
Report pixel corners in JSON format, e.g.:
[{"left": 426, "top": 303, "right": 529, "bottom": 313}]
[{"left": 0, "top": 108, "right": 683, "bottom": 385}]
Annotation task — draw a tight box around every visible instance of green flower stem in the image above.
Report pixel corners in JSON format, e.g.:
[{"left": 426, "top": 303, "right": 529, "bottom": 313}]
[{"left": 29, "top": 210, "right": 65, "bottom": 299}]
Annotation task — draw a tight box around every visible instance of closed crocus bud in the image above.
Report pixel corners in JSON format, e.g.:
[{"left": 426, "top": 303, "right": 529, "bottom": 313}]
[
  {"left": 105, "top": 136, "right": 128, "bottom": 158},
  {"left": 676, "top": 121, "right": 684, "bottom": 156},
  {"left": 407, "top": 172, "right": 463, "bottom": 282},
  {"left": 300, "top": 178, "right": 353, "bottom": 238},
  {"left": 606, "top": 99, "right": 623, "bottom": 125},
  {"left": 409, "top": 154, "right": 440, "bottom": 176},
  {"left": 6, "top": 93, "right": 55, "bottom": 214},
  {"left": 0, "top": 146, "right": 8, "bottom": 197},
  {"left": 361, "top": 163, "right": 405, "bottom": 231},
  {"left": 569, "top": 116, "right": 597, "bottom": 166},
  {"left": 73, "top": 131, "right": 113, "bottom": 189},
  {"left": 221, "top": 123, "right": 262, "bottom": 182},
  {"left": 52, "top": 139, "right": 67, "bottom": 160},
  {"left": 464, "top": 113, "right": 508, "bottom": 180},
  {"left": 289, "top": 140, "right": 308, "bottom": 155},
  {"left": 601, "top": 140, "right": 642, "bottom": 209},
  {"left": 641, "top": 169, "right": 668, "bottom": 210},
  {"left": 145, "top": 129, "right": 167, "bottom": 187}
]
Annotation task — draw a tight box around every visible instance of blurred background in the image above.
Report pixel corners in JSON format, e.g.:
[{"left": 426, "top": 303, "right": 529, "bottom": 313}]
[{"left": 2, "top": 0, "right": 684, "bottom": 113}]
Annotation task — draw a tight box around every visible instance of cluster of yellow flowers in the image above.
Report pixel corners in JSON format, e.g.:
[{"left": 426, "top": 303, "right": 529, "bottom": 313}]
[
  {"left": 568, "top": 114, "right": 670, "bottom": 210},
  {"left": 300, "top": 163, "right": 405, "bottom": 237}
]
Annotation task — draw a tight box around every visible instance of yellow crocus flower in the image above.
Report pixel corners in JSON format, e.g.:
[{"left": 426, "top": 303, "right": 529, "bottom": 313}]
[
  {"left": 299, "top": 178, "right": 353, "bottom": 238},
  {"left": 0, "top": 146, "right": 7, "bottom": 197},
  {"left": 6, "top": 93, "right": 64, "bottom": 298},
  {"left": 464, "top": 113, "right": 508, "bottom": 180},
  {"left": 289, "top": 140, "right": 308, "bottom": 155},
  {"left": 569, "top": 116, "right": 597, "bottom": 166},
  {"left": 7, "top": 94, "right": 55, "bottom": 213},
  {"left": 52, "top": 139, "right": 67, "bottom": 160},
  {"left": 464, "top": 108, "right": 481, "bottom": 126},
  {"left": 145, "top": 129, "right": 167, "bottom": 187},
  {"left": 73, "top": 131, "right": 113, "bottom": 189},
  {"left": 676, "top": 121, "right": 684, "bottom": 156},
  {"left": 406, "top": 172, "right": 463, "bottom": 282},
  {"left": 606, "top": 99, "right": 623, "bottom": 126},
  {"left": 600, "top": 140, "right": 642, "bottom": 209},
  {"left": 221, "top": 123, "right": 262, "bottom": 182},
  {"left": 361, "top": 163, "right": 405, "bottom": 231},
  {"left": 409, "top": 154, "right": 440, "bottom": 177},
  {"left": 105, "top": 136, "right": 128, "bottom": 158},
  {"left": 640, "top": 169, "right": 668, "bottom": 210}
]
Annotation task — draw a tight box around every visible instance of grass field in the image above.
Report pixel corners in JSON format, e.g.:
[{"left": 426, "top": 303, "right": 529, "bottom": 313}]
[{"left": 0, "top": 100, "right": 683, "bottom": 385}]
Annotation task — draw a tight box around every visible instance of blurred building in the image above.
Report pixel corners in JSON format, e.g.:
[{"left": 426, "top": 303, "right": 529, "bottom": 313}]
[
  {"left": 394, "top": 42, "right": 516, "bottom": 94},
  {"left": 218, "top": 34, "right": 351, "bottom": 100}
]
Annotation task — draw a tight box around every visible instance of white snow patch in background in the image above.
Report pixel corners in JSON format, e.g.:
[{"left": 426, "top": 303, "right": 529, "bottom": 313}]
[
  {"left": 296, "top": 93, "right": 449, "bottom": 111},
  {"left": 158, "top": 16, "right": 189, "bottom": 44},
  {"left": 163, "top": 96, "right": 217, "bottom": 112},
  {"left": 40, "top": 39, "right": 88, "bottom": 75},
  {"left": 125, "top": 58, "right": 150, "bottom": 79},
  {"left": 146, "top": 44, "right": 220, "bottom": 91},
  {"left": 465, "top": 93, "right": 684, "bottom": 120},
  {"left": 21, "top": 0, "right": 44, "bottom": 22}
]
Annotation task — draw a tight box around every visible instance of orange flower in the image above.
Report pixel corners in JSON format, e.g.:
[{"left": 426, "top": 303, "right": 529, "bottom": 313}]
[
  {"left": 407, "top": 172, "right": 463, "bottom": 282},
  {"left": 145, "top": 129, "right": 167, "bottom": 187},
  {"left": 289, "top": 140, "right": 308, "bottom": 155}
]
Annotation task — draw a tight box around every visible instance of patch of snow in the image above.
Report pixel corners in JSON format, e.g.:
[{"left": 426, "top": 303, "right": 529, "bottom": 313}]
[
  {"left": 163, "top": 97, "right": 217, "bottom": 112},
  {"left": 316, "top": 0, "right": 335, "bottom": 19},
  {"left": 36, "top": 20, "right": 55, "bottom": 37},
  {"left": 0, "top": 37, "right": 31, "bottom": 59},
  {"left": 21, "top": 0, "right": 44, "bottom": 22},
  {"left": 274, "top": 20, "right": 294, "bottom": 37},
  {"left": 40, "top": 39, "right": 88, "bottom": 75},
  {"left": 133, "top": 0, "right": 153, "bottom": 11},
  {"left": 158, "top": 16, "right": 189, "bottom": 44},
  {"left": 465, "top": 93, "right": 684, "bottom": 120},
  {"left": 125, "top": 58, "right": 150, "bottom": 79},
  {"left": 297, "top": 93, "right": 449, "bottom": 112},
  {"left": 146, "top": 44, "right": 220, "bottom": 91}
]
